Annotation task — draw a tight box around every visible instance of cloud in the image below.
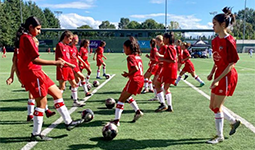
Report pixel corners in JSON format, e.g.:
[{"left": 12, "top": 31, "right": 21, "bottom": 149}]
[
  {"left": 41, "top": 0, "right": 95, "bottom": 9},
  {"left": 150, "top": 0, "right": 165, "bottom": 4},
  {"left": 59, "top": 13, "right": 101, "bottom": 29}
]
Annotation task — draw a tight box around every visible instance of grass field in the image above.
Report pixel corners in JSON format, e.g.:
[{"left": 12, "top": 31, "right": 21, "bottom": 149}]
[{"left": 0, "top": 52, "right": 255, "bottom": 150}]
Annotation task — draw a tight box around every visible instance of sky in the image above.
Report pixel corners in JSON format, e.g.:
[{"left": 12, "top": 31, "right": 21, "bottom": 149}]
[{"left": 12, "top": 0, "right": 255, "bottom": 36}]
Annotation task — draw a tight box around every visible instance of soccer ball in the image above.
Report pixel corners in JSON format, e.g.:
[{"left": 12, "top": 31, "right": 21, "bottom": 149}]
[
  {"left": 105, "top": 98, "right": 116, "bottom": 109},
  {"left": 102, "top": 122, "right": 118, "bottom": 140},
  {"left": 87, "top": 83, "right": 92, "bottom": 91},
  {"left": 105, "top": 74, "right": 110, "bottom": 79},
  {"left": 93, "top": 80, "right": 100, "bottom": 87},
  {"left": 81, "top": 109, "right": 94, "bottom": 122}
]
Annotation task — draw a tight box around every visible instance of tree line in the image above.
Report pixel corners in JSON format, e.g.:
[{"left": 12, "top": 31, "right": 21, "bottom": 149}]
[{"left": 0, "top": 0, "right": 254, "bottom": 47}]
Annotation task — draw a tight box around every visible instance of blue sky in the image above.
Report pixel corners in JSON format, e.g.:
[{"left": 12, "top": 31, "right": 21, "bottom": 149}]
[{"left": 22, "top": 0, "right": 254, "bottom": 32}]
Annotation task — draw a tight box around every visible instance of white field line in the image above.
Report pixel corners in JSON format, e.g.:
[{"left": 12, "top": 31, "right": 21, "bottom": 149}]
[
  {"left": 182, "top": 79, "right": 255, "bottom": 134},
  {"left": 21, "top": 74, "right": 116, "bottom": 150}
]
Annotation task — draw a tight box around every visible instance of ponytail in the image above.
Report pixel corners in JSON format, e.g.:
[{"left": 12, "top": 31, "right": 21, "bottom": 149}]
[{"left": 214, "top": 6, "right": 235, "bottom": 28}]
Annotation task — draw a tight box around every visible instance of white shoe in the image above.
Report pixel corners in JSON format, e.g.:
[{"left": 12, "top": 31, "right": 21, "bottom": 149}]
[
  {"left": 206, "top": 135, "right": 224, "bottom": 144},
  {"left": 73, "top": 101, "right": 85, "bottom": 107}
]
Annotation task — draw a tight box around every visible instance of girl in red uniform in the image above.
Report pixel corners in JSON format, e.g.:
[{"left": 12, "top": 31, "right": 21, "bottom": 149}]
[
  {"left": 93, "top": 41, "right": 107, "bottom": 79},
  {"left": 15, "top": 16, "right": 83, "bottom": 141},
  {"left": 111, "top": 39, "right": 144, "bottom": 126},
  {"left": 2, "top": 46, "right": 6, "bottom": 58},
  {"left": 206, "top": 7, "right": 241, "bottom": 144},
  {"left": 142, "top": 38, "right": 158, "bottom": 94},
  {"left": 55, "top": 31, "right": 84, "bottom": 107},
  {"left": 154, "top": 32, "right": 177, "bottom": 112},
  {"left": 174, "top": 42, "right": 205, "bottom": 87},
  {"left": 176, "top": 39, "right": 188, "bottom": 80},
  {"left": 79, "top": 39, "right": 92, "bottom": 84},
  {"left": 69, "top": 35, "right": 91, "bottom": 99}
]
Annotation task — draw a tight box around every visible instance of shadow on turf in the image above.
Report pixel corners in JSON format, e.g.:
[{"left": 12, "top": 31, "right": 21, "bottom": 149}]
[
  {"left": 0, "top": 134, "right": 68, "bottom": 143},
  {"left": 0, "top": 98, "right": 28, "bottom": 102},
  {"left": 0, "top": 106, "right": 26, "bottom": 111},
  {"left": 68, "top": 137, "right": 212, "bottom": 150},
  {"left": 0, "top": 120, "right": 29, "bottom": 125}
]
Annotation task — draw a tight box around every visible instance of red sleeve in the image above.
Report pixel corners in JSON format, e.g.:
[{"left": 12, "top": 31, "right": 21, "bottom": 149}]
[
  {"left": 55, "top": 43, "right": 63, "bottom": 60},
  {"left": 23, "top": 36, "right": 39, "bottom": 61},
  {"left": 127, "top": 55, "right": 136, "bottom": 68},
  {"left": 183, "top": 50, "right": 190, "bottom": 58},
  {"left": 226, "top": 38, "right": 239, "bottom": 63},
  {"left": 165, "top": 46, "right": 176, "bottom": 60}
]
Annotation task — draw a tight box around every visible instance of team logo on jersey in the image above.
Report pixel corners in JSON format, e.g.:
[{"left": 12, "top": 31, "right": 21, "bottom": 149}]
[
  {"left": 63, "top": 49, "right": 65, "bottom": 51},
  {"left": 219, "top": 46, "right": 223, "bottom": 51},
  {"left": 213, "top": 51, "right": 221, "bottom": 61},
  {"left": 66, "top": 52, "right": 70, "bottom": 59},
  {"left": 219, "top": 89, "right": 223, "bottom": 93}
]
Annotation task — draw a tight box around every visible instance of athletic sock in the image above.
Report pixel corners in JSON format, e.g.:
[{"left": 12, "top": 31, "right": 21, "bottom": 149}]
[
  {"left": 223, "top": 108, "right": 236, "bottom": 124},
  {"left": 27, "top": 99, "right": 35, "bottom": 116},
  {"left": 103, "top": 66, "right": 106, "bottom": 74},
  {"left": 195, "top": 75, "right": 204, "bottom": 84},
  {"left": 54, "top": 98, "right": 72, "bottom": 125},
  {"left": 115, "top": 102, "right": 124, "bottom": 120},
  {"left": 175, "top": 75, "right": 182, "bottom": 84},
  {"left": 97, "top": 69, "right": 100, "bottom": 77},
  {"left": 144, "top": 78, "right": 148, "bottom": 89},
  {"left": 32, "top": 107, "right": 44, "bottom": 135},
  {"left": 215, "top": 112, "right": 224, "bottom": 137},
  {"left": 127, "top": 97, "right": 139, "bottom": 112},
  {"left": 148, "top": 80, "right": 153, "bottom": 91},
  {"left": 165, "top": 92, "right": 172, "bottom": 107},
  {"left": 81, "top": 80, "right": 88, "bottom": 93},
  {"left": 86, "top": 75, "right": 90, "bottom": 84},
  {"left": 157, "top": 91, "right": 165, "bottom": 104},
  {"left": 71, "top": 87, "right": 78, "bottom": 100}
]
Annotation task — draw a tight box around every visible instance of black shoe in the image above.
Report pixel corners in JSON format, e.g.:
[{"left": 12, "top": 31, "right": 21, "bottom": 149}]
[
  {"left": 103, "top": 73, "right": 106, "bottom": 77},
  {"left": 141, "top": 89, "right": 148, "bottom": 94},
  {"left": 65, "top": 119, "right": 84, "bottom": 131},
  {"left": 110, "top": 119, "right": 120, "bottom": 127},
  {"left": 30, "top": 133, "right": 52, "bottom": 141},
  {"left": 229, "top": 120, "right": 241, "bottom": 135},
  {"left": 165, "top": 105, "right": 173, "bottom": 112},
  {"left": 155, "top": 103, "right": 167, "bottom": 112},
  {"left": 184, "top": 75, "right": 189, "bottom": 80}
]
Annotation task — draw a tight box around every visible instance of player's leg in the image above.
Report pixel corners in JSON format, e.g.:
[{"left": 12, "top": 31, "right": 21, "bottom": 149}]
[
  {"left": 126, "top": 96, "right": 144, "bottom": 122},
  {"left": 142, "top": 71, "right": 152, "bottom": 93},
  {"left": 164, "top": 83, "right": 173, "bottom": 112},
  {"left": 102, "top": 62, "right": 107, "bottom": 76},
  {"left": 58, "top": 80, "right": 66, "bottom": 93},
  {"left": 155, "top": 80, "right": 167, "bottom": 112},
  {"left": 96, "top": 65, "right": 101, "bottom": 79},
  {"left": 191, "top": 71, "right": 204, "bottom": 87},
  {"left": 76, "top": 71, "right": 91, "bottom": 98},
  {"left": 175, "top": 70, "right": 185, "bottom": 86},
  {"left": 69, "top": 79, "right": 85, "bottom": 107}
]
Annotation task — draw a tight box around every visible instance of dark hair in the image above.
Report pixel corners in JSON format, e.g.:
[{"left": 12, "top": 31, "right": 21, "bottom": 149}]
[
  {"left": 163, "top": 32, "right": 175, "bottom": 45},
  {"left": 59, "top": 30, "right": 73, "bottom": 42},
  {"left": 15, "top": 16, "right": 41, "bottom": 48},
  {"left": 79, "top": 39, "right": 89, "bottom": 51},
  {"left": 123, "top": 39, "right": 141, "bottom": 55},
  {"left": 99, "top": 41, "right": 106, "bottom": 47},
  {"left": 213, "top": 7, "right": 235, "bottom": 28},
  {"left": 150, "top": 38, "right": 156, "bottom": 48},
  {"left": 182, "top": 42, "right": 191, "bottom": 48}
]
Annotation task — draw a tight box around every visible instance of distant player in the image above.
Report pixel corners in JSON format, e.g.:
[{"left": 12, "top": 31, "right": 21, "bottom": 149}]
[
  {"left": 141, "top": 38, "right": 158, "bottom": 94},
  {"left": 93, "top": 41, "right": 107, "bottom": 79},
  {"left": 79, "top": 39, "right": 92, "bottom": 84},
  {"left": 174, "top": 42, "right": 205, "bottom": 87},
  {"left": 111, "top": 39, "right": 144, "bottom": 126},
  {"left": 154, "top": 32, "right": 177, "bottom": 112},
  {"left": 69, "top": 35, "right": 91, "bottom": 98},
  {"left": 15, "top": 16, "right": 83, "bottom": 141},
  {"left": 176, "top": 39, "right": 188, "bottom": 80},
  {"left": 55, "top": 30, "right": 85, "bottom": 107},
  {"left": 248, "top": 48, "right": 253, "bottom": 58},
  {"left": 2, "top": 46, "right": 6, "bottom": 58},
  {"left": 206, "top": 7, "right": 241, "bottom": 144}
]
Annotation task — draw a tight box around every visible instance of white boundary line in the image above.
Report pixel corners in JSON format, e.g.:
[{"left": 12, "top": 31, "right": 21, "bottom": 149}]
[
  {"left": 21, "top": 74, "right": 116, "bottom": 150},
  {"left": 182, "top": 79, "right": 255, "bottom": 134}
]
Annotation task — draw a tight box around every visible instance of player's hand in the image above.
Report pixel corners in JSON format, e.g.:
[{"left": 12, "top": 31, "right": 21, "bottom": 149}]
[
  {"left": 6, "top": 77, "right": 13, "bottom": 85},
  {"left": 210, "top": 80, "right": 219, "bottom": 89},
  {"left": 93, "top": 57, "right": 95, "bottom": 61},
  {"left": 104, "top": 56, "right": 107, "bottom": 60},
  {"left": 56, "top": 60, "right": 65, "bottom": 68},
  {"left": 145, "top": 54, "right": 149, "bottom": 58},
  {"left": 121, "top": 71, "right": 129, "bottom": 77},
  {"left": 207, "top": 74, "right": 213, "bottom": 81}
]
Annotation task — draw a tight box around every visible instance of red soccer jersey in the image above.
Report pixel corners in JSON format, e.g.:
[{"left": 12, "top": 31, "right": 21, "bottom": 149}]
[
  {"left": 69, "top": 45, "right": 78, "bottom": 66},
  {"left": 163, "top": 45, "right": 178, "bottom": 79},
  {"left": 149, "top": 47, "right": 158, "bottom": 65},
  {"left": 159, "top": 45, "right": 167, "bottom": 55},
  {"left": 96, "top": 46, "right": 104, "bottom": 59},
  {"left": 182, "top": 49, "right": 192, "bottom": 64},
  {"left": 3, "top": 47, "right": 6, "bottom": 53},
  {"left": 127, "top": 54, "right": 143, "bottom": 79},
  {"left": 55, "top": 42, "right": 71, "bottom": 67},
  {"left": 80, "top": 47, "right": 89, "bottom": 61},
  {"left": 17, "top": 34, "right": 41, "bottom": 72},
  {"left": 212, "top": 35, "right": 239, "bottom": 74}
]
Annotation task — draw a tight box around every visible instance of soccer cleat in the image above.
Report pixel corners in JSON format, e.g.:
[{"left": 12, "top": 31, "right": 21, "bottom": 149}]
[
  {"left": 65, "top": 119, "right": 84, "bottom": 131},
  {"left": 148, "top": 89, "right": 154, "bottom": 93},
  {"left": 155, "top": 103, "right": 167, "bottom": 112},
  {"left": 27, "top": 115, "right": 34, "bottom": 122},
  {"left": 30, "top": 133, "right": 52, "bottom": 141},
  {"left": 229, "top": 120, "right": 241, "bottom": 135},
  {"left": 110, "top": 119, "right": 120, "bottom": 127},
  {"left": 96, "top": 77, "right": 102, "bottom": 79},
  {"left": 184, "top": 75, "right": 189, "bottom": 80},
  {"left": 199, "top": 82, "right": 205, "bottom": 87},
  {"left": 173, "top": 83, "right": 177, "bottom": 86},
  {"left": 85, "top": 92, "right": 92, "bottom": 97},
  {"left": 132, "top": 110, "right": 144, "bottom": 122},
  {"left": 72, "top": 101, "right": 86, "bottom": 107},
  {"left": 45, "top": 110, "right": 56, "bottom": 118},
  {"left": 103, "top": 73, "right": 106, "bottom": 77},
  {"left": 141, "top": 89, "right": 148, "bottom": 94},
  {"left": 206, "top": 135, "right": 224, "bottom": 144},
  {"left": 148, "top": 97, "right": 159, "bottom": 101},
  {"left": 165, "top": 105, "right": 173, "bottom": 112}
]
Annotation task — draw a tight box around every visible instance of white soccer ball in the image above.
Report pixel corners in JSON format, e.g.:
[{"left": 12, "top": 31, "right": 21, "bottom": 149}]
[
  {"left": 81, "top": 109, "right": 94, "bottom": 122},
  {"left": 102, "top": 122, "right": 118, "bottom": 140},
  {"left": 87, "top": 83, "right": 92, "bottom": 91},
  {"left": 105, "top": 74, "right": 110, "bottom": 79},
  {"left": 105, "top": 98, "right": 116, "bottom": 109},
  {"left": 93, "top": 80, "right": 100, "bottom": 87}
]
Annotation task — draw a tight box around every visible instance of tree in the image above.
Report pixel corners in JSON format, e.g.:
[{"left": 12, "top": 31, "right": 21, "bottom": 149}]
[
  {"left": 127, "top": 21, "right": 141, "bottom": 29},
  {"left": 78, "top": 25, "right": 92, "bottom": 29},
  {"left": 99, "top": 21, "right": 116, "bottom": 29},
  {"left": 118, "top": 18, "right": 129, "bottom": 29}
]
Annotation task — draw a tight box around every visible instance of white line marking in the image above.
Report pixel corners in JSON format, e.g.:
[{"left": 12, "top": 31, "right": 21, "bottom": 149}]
[
  {"left": 182, "top": 79, "right": 255, "bottom": 134},
  {"left": 21, "top": 74, "right": 116, "bottom": 150}
]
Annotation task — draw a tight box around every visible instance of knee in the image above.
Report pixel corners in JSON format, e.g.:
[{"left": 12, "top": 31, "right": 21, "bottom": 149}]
[{"left": 210, "top": 107, "right": 220, "bottom": 113}]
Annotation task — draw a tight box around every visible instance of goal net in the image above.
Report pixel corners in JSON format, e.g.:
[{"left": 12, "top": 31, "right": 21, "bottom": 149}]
[{"left": 242, "top": 46, "right": 255, "bottom": 53}]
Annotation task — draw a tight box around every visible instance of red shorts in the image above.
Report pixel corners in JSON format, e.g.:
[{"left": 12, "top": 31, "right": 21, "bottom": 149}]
[
  {"left": 211, "top": 70, "right": 238, "bottom": 96},
  {"left": 73, "top": 64, "right": 80, "bottom": 73},
  {"left": 123, "top": 76, "right": 144, "bottom": 95},
  {"left": 56, "top": 67, "right": 75, "bottom": 81},
  {"left": 157, "top": 68, "right": 176, "bottom": 84},
  {"left": 182, "top": 63, "right": 195, "bottom": 73},
  {"left": 147, "top": 64, "right": 159, "bottom": 75},
  {"left": 19, "top": 70, "right": 55, "bottom": 98},
  {"left": 97, "top": 58, "right": 104, "bottom": 66},
  {"left": 155, "top": 65, "right": 163, "bottom": 75},
  {"left": 79, "top": 60, "right": 90, "bottom": 71}
]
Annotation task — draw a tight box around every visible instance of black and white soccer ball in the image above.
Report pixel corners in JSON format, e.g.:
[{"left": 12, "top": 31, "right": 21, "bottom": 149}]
[
  {"left": 87, "top": 83, "right": 92, "bottom": 91},
  {"left": 105, "top": 98, "right": 116, "bottom": 109},
  {"left": 105, "top": 74, "right": 110, "bottom": 79},
  {"left": 102, "top": 122, "right": 118, "bottom": 140},
  {"left": 93, "top": 80, "right": 100, "bottom": 87},
  {"left": 81, "top": 109, "right": 94, "bottom": 122}
]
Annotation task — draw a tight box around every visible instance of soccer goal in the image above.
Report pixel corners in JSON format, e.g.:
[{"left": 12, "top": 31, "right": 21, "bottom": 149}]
[{"left": 242, "top": 46, "right": 255, "bottom": 53}]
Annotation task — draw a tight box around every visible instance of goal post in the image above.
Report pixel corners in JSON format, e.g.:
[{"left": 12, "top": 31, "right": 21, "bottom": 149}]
[{"left": 242, "top": 46, "right": 255, "bottom": 53}]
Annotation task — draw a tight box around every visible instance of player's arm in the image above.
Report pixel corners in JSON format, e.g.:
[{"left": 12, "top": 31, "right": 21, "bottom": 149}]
[
  {"left": 207, "top": 64, "right": 216, "bottom": 81},
  {"left": 77, "top": 55, "right": 88, "bottom": 68},
  {"left": 93, "top": 50, "right": 97, "bottom": 60},
  {"left": 32, "top": 57, "right": 65, "bottom": 67},
  {"left": 122, "top": 66, "right": 138, "bottom": 77}
]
